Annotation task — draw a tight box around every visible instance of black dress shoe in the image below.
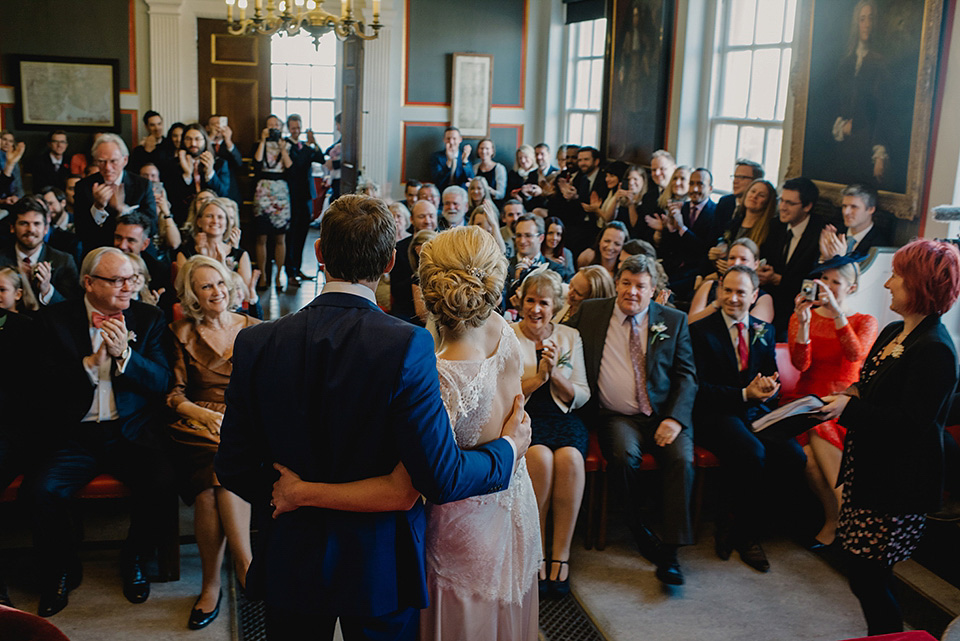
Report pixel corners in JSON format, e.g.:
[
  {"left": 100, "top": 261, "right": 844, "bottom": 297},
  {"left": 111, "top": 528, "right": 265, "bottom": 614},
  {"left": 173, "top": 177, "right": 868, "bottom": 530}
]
[
  {"left": 738, "top": 541, "right": 770, "bottom": 573},
  {"left": 655, "top": 559, "right": 685, "bottom": 586},
  {"left": 187, "top": 590, "right": 222, "bottom": 630},
  {"left": 631, "top": 522, "right": 663, "bottom": 565},
  {"left": 0, "top": 581, "right": 13, "bottom": 608},
  {"left": 715, "top": 522, "right": 734, "bottom": 561},
  {"left": 122, "top": 555, "right": 150, "bottom": 604},
  {"left": 38, "top": 565, "right": 82, "bottom": 617}
]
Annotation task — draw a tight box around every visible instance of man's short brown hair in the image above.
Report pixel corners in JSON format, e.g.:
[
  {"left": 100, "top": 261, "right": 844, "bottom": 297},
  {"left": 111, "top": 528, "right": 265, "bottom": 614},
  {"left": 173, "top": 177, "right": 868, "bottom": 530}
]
[{"left": 319, "top": 195, "right": 395, "bottom": 283}]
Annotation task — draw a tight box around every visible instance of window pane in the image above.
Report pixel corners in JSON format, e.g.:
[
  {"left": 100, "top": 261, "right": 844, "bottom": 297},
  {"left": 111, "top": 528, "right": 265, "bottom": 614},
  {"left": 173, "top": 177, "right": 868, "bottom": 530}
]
[
  {"left": 287, "top": 99, "right": 311, "bottom": 123},
  {"left": 314, "top": 32, "right": 336, "bottom": 61},
  {"left": 738, "top": 125, "right": 765, "bottom": 164},
  {"left": 592, "top": 18, "right": 607, "bottom": 57},
  {"left": 710, "top": 124, "right": 739, "bottom": 193},
  {"left": 765, "top": 128, "right": 783, "bottom": 179},
  {"left": 315, "top": 133, "right": 334, "bottom": 151},
  {"left": 287, "top": 66, "right": 311, "bottom": 98},
  {"left": 755, "top": 0, "right": 786, "bottom": 45},
  {"left": 311, "top": 66, "right": 336, "bottom": 99},
  {"left": 578, "top": 23, "right": 593, "bottom": 58},
  {"left": 728, "top": 0, "right": 757, "bottom": 46},
  {"left": 271, "top": 100, "right": 287, "bottom": 121},
  {"left": 783, "top": 0, "right": 798, "bottom": 43},
  {"left": 575, "top": 60, "right": 591, "bottom": 109},
  {"left": 568, "top": 113, "right": 584, "bottom": 145},
  {"left": 776, "top": 48, "right": 792, "bottom": 120},
  {"left": 589, "top": 59, "right": 604, "bottom": 110},
  {"left": 582, "top": 114, "right": 598, "bottom": 147},
  {"left": 719, "top": 51, "right": 751, "bottom": 118},
  {"left": 747, "top": 49, "right": 780, "bottom": 120},
  {"left": 311, "top": 101, "right": 334, "bottom": 132},
  {"left": 271, "top": 66, "right": 287, "bottom": 97}
]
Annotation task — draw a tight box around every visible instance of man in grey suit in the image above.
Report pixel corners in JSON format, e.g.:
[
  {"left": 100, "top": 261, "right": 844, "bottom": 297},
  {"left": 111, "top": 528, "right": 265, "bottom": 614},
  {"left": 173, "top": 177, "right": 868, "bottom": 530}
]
[
  {"left": 1, "top": 196, "right": 81, "bottom": 305},
  {"left": 566, "top": 254, "right": 698, "bottom": 586}
]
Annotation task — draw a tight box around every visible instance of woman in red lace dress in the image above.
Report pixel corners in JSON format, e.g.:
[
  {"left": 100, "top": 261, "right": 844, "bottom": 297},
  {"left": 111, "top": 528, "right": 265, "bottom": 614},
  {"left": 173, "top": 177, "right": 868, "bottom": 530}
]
[{"left": 788, "top": 257, "right": 877, "bottom": 547}]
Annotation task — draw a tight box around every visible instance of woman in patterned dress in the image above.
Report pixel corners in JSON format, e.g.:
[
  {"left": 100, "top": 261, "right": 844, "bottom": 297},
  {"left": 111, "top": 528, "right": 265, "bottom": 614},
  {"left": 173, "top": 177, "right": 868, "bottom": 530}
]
[
  {"left": 252, "top": 114, "right": 292, "bottom": 292},
  {"left": 819, "top": 239, "right": 960, "bottom": 635}
]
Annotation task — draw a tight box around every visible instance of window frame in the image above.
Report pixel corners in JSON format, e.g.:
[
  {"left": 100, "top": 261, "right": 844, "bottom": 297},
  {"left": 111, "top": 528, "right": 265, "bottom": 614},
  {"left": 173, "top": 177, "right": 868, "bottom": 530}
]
[{"left": 561, "top": 17, "right": 608, "bottom": 149}]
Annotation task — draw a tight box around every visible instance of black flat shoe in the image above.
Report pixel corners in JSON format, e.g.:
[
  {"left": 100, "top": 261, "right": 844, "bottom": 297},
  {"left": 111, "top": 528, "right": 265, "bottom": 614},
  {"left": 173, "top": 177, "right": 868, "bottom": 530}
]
[
  {"left": 188, "top": 590, "right": 222, "bottom": 630},
  {"left": 549, "top": 560, "right": 570, "bottom": 597},
  {"left": 121, "top": 555, "right": 150, "bottom": 604},
  {"left": 38, "top": 564, "right": 82, "bottom": 617}
]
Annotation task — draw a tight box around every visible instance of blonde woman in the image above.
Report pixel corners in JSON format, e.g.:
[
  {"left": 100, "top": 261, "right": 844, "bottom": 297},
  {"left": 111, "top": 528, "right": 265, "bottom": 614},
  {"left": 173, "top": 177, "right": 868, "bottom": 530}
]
[
  {"left": 468, "top": 205, "right": 507, "bottom": 255},
  {"left": 553, "top": 264, "right": 615, "bottom": 323},
  {"left": 507, "top": 144, "right": 538, "bottom": 200},
  {"left": 272, "top": 227, "right": 541, "bottom": 640},
  {"left": 409, "top": 229, "right": 439, "bottom": 324},
  {"left": 473, "top": 139, "right": 507, "bottom": 200},
  {"left": 511, "top": 269, "right": 590, "bottom": 598},
  {"left": 168, "top": 255, "right": 258, "bottom": 629},
  {"left": 0, "top": 266, "right": 38, "bottom": 313}
]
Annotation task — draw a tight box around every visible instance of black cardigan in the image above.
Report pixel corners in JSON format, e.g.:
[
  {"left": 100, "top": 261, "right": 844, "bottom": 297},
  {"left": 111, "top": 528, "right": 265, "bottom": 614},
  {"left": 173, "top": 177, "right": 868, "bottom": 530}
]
[{"left": 839, "top": 314, "right": 958, "bottom": 513}]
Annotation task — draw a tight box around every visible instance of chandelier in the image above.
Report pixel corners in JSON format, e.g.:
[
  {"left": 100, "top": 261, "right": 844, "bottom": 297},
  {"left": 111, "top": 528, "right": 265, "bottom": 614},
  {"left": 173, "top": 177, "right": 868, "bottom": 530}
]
[{"left": 225, "top": 0, "right": 382, "bottom": 41}]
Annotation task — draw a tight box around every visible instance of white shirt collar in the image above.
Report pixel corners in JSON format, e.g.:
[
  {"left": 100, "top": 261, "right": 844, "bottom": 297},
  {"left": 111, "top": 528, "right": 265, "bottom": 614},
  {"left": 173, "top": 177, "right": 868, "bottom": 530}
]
[
  {"left": 15, "top": 244, "right": 43, "bottom": 264},
  {"left": 720, "top": 309, "right": 749, "bottom": 330},
  {"left": 321, "top": 280, "right": 378, "bottom": 306},
  {"left": 49, "top": 153, "right": 63, "bottom": 166},
  {"left": 105, "top": 172, "right": 124, "bottom": 187},
  {"left": 850, "top": 222, "right": 873, "bottom": 244},
  {"left": 788, "top": 213, "right": 811, "bottom": 236},
  {"left": 83, "top": 296, "right": 121, "bottom": 327}
]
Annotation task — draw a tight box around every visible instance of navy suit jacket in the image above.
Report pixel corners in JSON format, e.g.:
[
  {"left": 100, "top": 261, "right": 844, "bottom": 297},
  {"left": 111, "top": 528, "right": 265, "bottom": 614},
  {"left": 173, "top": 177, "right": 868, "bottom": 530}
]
[
  {"left": 689, "top": 312, "right": 778, "bottom": 424},
  {"left": 661, "top": 199, "right": 725, "bottom": 296},
  {"left": 0, "top": 242, "right": 82, "bottom": 304},
  {"left": 215, "top": 292, "right": 516, "bottom": 616},
  {"left": 285, "top": 138, "right": 326, "bottom": 209},
  {"left": 38, "top": 299, "right": 171, "bottom": 444},
  {"left": 761, "top": 214, "right": 825, "bottom": 338},
  {"left": 428, "top": 149, "right": 474, "bottom": 190},
  {"left": 74, "top": 171, "right": 158, "bottom": 255},
  {"left": 564, "top": 298, "right": 698, "bottom": 430}
]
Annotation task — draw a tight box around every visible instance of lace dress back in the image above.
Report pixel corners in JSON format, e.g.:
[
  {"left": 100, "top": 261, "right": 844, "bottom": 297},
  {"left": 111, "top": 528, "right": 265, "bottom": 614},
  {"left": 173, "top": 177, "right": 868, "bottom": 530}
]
[{"left": 421, "top": 320, "right": 541, "bottom": 641}]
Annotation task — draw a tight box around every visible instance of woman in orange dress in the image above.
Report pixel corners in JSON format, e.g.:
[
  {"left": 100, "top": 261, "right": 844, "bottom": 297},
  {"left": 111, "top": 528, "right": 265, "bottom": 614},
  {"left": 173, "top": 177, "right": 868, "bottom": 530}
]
[{"left": 788, "top": 256, "right": 877, "bottom": 547}]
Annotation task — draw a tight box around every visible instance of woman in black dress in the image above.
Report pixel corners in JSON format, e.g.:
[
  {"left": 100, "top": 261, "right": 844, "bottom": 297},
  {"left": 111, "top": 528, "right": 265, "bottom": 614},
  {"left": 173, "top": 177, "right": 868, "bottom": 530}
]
[
  {"left": 820, "top": 238, "right": 960, "bottom": 635},
  {"left": 511, "top": 269, "right": 591, "bottom": 598}
]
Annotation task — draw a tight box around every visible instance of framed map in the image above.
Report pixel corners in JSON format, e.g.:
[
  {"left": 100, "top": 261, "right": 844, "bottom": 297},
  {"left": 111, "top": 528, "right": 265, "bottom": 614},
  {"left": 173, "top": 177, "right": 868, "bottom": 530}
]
[
  {"left": 451, "top": 53, "right": 493, "bottom": 138},
  {"left": 14, "top": 55, "right": 120, "bottom": 131}
]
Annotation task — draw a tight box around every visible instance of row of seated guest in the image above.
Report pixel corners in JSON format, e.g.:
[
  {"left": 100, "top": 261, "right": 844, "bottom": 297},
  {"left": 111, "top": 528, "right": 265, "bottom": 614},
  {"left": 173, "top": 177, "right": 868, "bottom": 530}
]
[{"left": 0, "top": 246, "right": 256, "bottom": 631}]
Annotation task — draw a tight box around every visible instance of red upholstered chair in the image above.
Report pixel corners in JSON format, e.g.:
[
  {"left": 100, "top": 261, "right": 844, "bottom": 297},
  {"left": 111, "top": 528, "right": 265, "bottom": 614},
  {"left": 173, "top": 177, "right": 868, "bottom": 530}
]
[
  {"left": 0, "top": 604, "right": 72, "bottom": 640},
  {"left": 775, "top": 342, "right": 802, "bottom": 400},
  {"left": 1, "top": 475, "right": 180, "bottom": 581}
]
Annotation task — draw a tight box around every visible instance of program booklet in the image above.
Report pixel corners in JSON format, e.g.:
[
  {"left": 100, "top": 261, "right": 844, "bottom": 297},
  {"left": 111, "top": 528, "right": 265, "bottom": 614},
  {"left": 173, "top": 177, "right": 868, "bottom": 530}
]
[{"left": 750, "top": 395, "right": 826, "bottom": 438}]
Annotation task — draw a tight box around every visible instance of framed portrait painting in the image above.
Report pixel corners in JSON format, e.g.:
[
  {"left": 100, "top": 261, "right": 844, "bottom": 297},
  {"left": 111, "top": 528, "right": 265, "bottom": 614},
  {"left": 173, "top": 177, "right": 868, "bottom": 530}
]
[
  {"left": 603, "top": 0, "right": 674, "bottom": 164},
  {"left": 451, "top": 53, "right": 493, "bottom": 138},
  {"left": 14, "top": 55, "right": 120, "bottom": 132},
  {"left": 787, "top": 0, "right": 945, "bottom": 219}
]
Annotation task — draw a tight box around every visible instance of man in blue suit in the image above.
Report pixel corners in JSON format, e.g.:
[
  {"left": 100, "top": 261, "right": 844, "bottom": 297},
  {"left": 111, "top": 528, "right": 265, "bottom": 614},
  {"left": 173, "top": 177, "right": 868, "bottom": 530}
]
[
  {"left": 660, "top": 168, "right": 731, "bottom": 301},
  {"left": 215, "top": 195, "right": 530, "bottom": 640},
  {"left": 689, "top": 265, "right": 805, "bottom": 572}
]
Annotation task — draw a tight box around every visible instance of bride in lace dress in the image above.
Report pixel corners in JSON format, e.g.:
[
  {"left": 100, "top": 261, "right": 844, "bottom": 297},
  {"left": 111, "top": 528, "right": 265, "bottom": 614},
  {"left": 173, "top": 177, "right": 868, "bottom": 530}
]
[{"left": 272, "top": 226, "right": 541, "bottom": 640}]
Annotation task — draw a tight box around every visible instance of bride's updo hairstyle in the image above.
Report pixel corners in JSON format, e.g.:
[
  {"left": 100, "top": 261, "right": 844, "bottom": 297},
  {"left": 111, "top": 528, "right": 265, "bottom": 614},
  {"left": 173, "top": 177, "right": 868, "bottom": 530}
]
[{"left": 418, "top": 226, "right": 507, "bottom": 335}]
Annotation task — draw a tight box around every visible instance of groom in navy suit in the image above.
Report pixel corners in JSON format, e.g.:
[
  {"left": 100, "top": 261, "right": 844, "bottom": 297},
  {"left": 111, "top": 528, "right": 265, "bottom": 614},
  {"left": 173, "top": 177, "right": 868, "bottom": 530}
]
[
  {"left": 689, "top": 265, "right": 805, "bottom": 572},
  {"left": 216, "top": 195, "right": 531, "bottom": 640}
]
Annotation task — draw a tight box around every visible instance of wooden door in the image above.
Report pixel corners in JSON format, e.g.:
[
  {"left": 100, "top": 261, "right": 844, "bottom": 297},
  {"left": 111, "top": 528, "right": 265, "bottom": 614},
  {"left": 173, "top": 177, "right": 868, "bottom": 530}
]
[{"left": 197, "top": 18, "right": 271, "bottom": 213}]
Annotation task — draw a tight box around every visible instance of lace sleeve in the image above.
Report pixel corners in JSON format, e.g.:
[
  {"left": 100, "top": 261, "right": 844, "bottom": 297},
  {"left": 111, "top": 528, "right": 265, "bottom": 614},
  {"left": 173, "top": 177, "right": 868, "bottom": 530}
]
[{"left": 436, "top": 368, "right": 460, "bottom": 433}]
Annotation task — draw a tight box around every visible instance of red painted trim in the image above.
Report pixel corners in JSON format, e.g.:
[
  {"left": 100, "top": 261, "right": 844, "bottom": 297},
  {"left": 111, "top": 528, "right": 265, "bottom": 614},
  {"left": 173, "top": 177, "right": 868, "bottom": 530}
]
[
  {"left": 127, "top": 0, "right": 137, "bottom": 93},
  {"left": 403, "top": 0, "right": 527, "bottom": 109},
  {"left": 918, "top": 0, "right": 955, "bottom": 238},
  {"left": 664, "top": 0, "right": 680, "bottom": 148},
  {"left": 0, "top": 102, "right": 12, "bottom": 130},
  {"left": 122, "top": 109, "right": 139, "bottom": 143},
  {"left": 0, "top": 85, "right": 12, "bottom": 91}
]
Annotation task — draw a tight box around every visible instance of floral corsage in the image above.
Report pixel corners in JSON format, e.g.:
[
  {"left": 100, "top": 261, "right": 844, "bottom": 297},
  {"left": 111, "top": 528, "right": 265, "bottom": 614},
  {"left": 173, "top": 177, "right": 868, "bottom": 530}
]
[{"left": 650, "top": 322, "right": 670, "bottom": 342}]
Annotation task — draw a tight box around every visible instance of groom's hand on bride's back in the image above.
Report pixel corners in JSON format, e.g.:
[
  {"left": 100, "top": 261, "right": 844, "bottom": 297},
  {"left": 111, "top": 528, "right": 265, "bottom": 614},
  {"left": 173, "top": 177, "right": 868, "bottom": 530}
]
[{"left": 500, "top": 394, "right": 532, "bottom": 459}]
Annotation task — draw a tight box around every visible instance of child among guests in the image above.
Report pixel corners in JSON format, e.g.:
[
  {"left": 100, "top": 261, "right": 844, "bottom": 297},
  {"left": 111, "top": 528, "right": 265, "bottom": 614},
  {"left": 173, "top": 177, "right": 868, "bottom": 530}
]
[{"left": 0, "top": 267, "right": 38, "bottom": 313}]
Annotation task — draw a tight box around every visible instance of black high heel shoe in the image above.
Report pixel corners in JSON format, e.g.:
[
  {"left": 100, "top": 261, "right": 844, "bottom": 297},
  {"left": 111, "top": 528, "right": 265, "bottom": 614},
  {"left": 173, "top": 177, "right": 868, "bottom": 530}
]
[
  {"left": 538, "top": 560, "right": 550, "bottom": 597},
  {"left": 550, "top": 560, "right": 570, "bottom": 597},
  {"left": 188, "top": 590, "right": 222, "bottom": 630}
]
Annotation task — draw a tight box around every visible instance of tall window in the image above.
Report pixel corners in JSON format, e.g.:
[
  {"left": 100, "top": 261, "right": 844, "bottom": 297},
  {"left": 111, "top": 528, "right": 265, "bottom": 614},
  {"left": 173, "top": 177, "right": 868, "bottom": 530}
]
[
  {"left": 563, "top": 18, "right": 607, "bottom": 148},
  {"left": 270, "top": 32, "right": 337, "bottom": 150},
  {"left": 706, "top": 0, "right": 797, "bottom": 192}
]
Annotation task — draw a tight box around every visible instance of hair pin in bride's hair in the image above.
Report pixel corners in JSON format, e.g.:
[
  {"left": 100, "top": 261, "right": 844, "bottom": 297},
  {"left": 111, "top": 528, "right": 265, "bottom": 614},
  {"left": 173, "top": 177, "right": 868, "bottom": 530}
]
[{"left": 467, "top": 266, "right": 486, "bottom": 280}]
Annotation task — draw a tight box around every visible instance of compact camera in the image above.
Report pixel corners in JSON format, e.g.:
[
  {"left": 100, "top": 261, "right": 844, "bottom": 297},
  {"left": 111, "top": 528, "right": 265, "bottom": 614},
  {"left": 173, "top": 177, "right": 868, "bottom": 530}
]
[
  {"left": 801, "top": 279, "right": 820, "bottom": 301},
  {"left": 267, "top": 128, "right": 282, "bottom": 142}
]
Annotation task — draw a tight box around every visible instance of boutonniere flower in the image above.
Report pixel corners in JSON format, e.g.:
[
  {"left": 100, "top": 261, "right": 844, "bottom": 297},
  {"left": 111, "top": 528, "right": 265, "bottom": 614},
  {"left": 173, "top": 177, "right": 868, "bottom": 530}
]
[
  {"left": 127, "top": 330, "right": 138, "bottom": 344},
  {"left": 0, "top": 315, "right": 6, "bottom": 331},
  {"left": 751, "top": 322, "right": 767, "bottom": 346},
  {"left": 650, "top": 322, "right": 670, "bottom": 342},
  {"left": 557, "top": 348, "right": 573, "bottom": 369}
]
